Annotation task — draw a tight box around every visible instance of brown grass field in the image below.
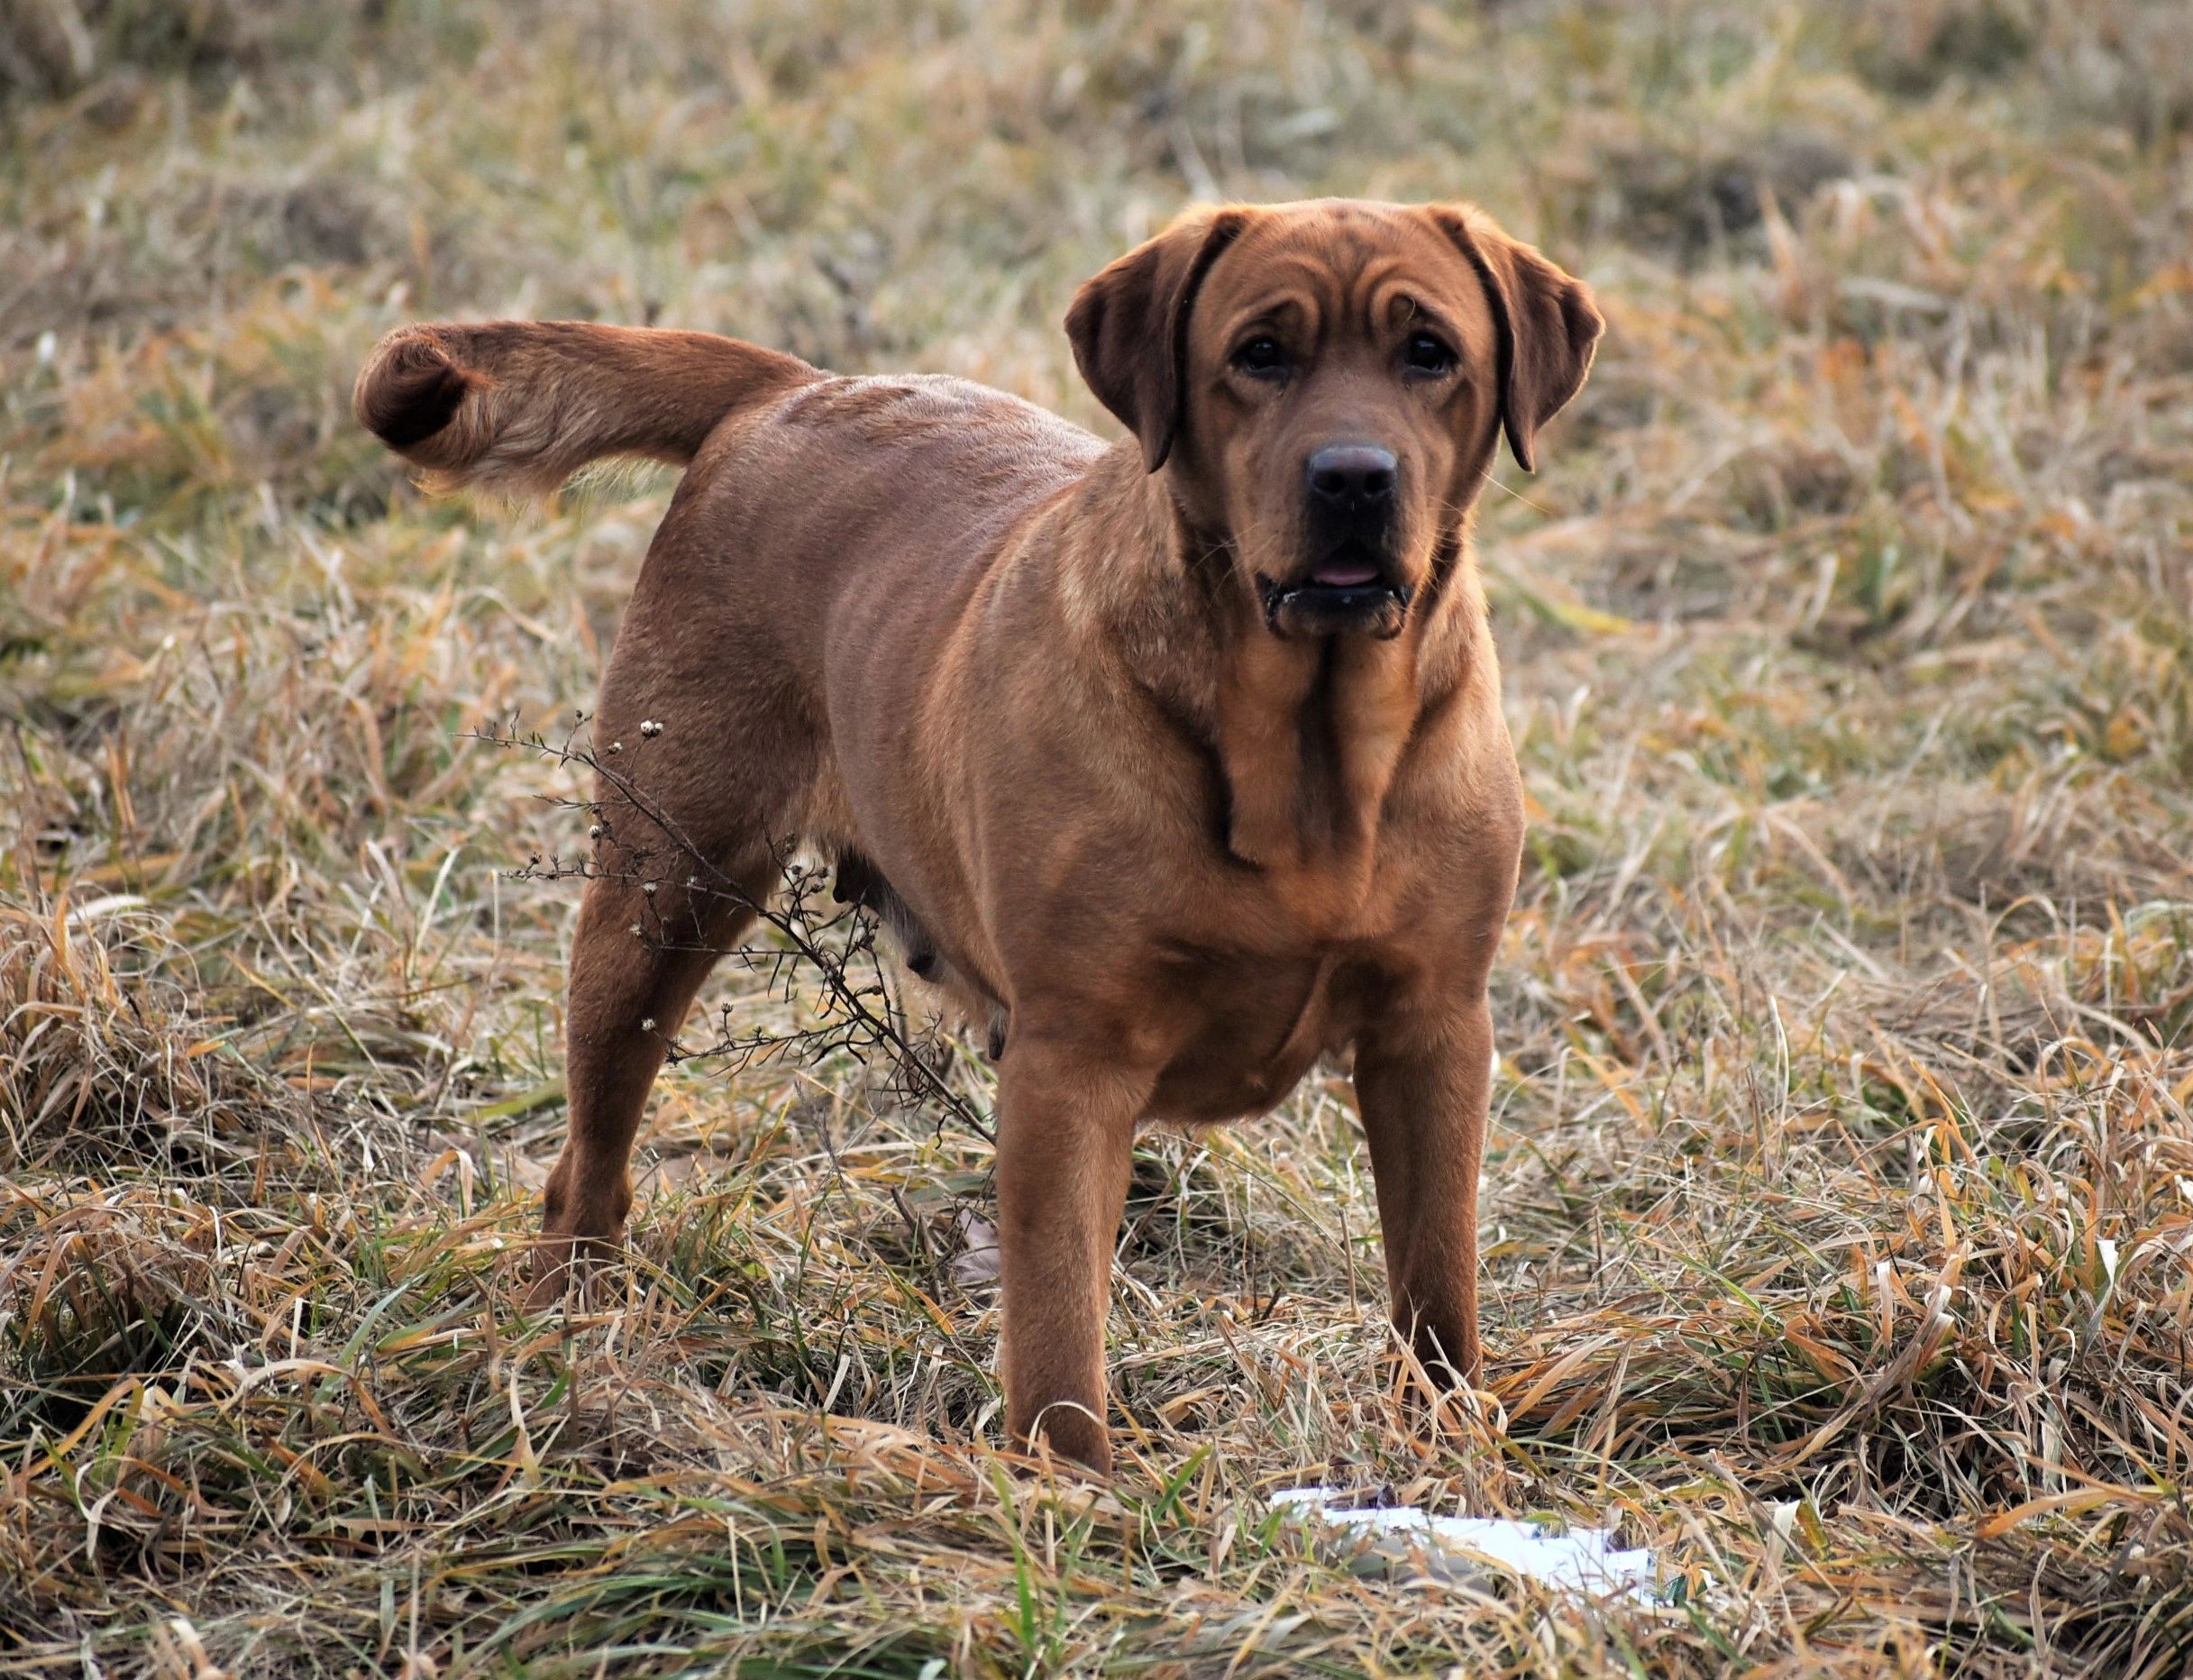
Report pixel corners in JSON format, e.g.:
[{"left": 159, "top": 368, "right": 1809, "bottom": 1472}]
[{"left": 4, "top": 1, "right": 2192, "bottom": 1673}]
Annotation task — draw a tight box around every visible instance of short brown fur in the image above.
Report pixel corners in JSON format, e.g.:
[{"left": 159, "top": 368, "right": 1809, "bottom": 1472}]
[{"left": 354, "top": 198, "right": 1602, "bottom": 1475}]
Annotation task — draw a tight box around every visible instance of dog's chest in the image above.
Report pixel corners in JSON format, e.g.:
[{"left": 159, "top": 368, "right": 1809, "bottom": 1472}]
[{"left": 1143, "top": 943, "right": 1371, "bottom": 1125}]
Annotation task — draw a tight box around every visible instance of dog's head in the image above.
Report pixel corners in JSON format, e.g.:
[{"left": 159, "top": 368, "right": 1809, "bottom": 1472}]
[{"left": 1067, "top": 199, "right": 1602, "bottom": 640}]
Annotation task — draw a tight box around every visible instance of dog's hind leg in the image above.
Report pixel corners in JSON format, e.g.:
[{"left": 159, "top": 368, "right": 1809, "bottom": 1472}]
[
  {"left": 525, "top": 660, "right": 812, "bottom": 1309},
  {"left": 525, "top": 835, "right": 776, "bottom": 1309}
]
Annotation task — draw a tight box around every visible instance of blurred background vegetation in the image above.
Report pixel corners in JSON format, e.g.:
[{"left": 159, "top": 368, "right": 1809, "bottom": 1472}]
[{"left": 2, "top": 2, "right": 2190, "bottom": 1675}]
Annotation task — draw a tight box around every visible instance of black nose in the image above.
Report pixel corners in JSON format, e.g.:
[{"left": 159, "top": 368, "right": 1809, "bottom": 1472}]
[{"left": 1306, "top": 443, "right": 1397, "bottom": 516}]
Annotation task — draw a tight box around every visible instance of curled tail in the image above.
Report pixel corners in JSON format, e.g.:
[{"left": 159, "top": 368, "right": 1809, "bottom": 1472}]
[{"left": 353, "top": 320, "right": 819, "bottom": 494}]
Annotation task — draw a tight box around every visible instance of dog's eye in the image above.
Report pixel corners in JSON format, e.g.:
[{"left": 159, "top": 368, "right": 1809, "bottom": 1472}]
[
  {"left": 1403, "top": 333, "right": 1457, "bottom": 376},
  {"left": 1231, "top": 336, "right": 1288, "bottom": 379}
]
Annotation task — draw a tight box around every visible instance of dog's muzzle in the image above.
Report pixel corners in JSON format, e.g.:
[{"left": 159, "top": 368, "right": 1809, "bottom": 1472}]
[{"left": 1266, "top": 443, "right": 1412, "bottom": 637}]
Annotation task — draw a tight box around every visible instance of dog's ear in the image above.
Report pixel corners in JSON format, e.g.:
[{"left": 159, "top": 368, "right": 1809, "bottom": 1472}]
[
  {"left": 1065, "top": 207, "right": 1250, "bottom": 472},
  {"left": 1430, "top": 206, "right": 1603, "bottom": 473}
]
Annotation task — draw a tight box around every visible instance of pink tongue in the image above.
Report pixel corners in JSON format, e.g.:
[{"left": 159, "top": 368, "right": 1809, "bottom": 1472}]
[{"left": 1311, "top": 559, "right": 1380, "bottom": 587}]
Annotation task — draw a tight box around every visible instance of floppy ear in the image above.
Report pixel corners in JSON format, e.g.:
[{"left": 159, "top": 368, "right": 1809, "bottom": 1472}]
[
  {"left": 1431, "top": 207, "right": 1604, "bottom": 473},
  {"left": 1065, "top": 207, "right": 1249, "bottom": 472}
]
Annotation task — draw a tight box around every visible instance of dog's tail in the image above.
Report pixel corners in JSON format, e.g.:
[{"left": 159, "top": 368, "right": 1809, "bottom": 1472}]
[{"left": 353, "top": 320, "right": 819, "bottom": 495}]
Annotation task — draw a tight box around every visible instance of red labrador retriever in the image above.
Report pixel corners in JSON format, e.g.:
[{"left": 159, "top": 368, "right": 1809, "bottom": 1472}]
[{"left": 355, "top": 198, "right": 1602, "bottom": 1474}]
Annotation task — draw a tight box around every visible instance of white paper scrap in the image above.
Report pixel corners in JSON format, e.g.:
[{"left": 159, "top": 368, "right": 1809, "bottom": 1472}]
[{"left": 1272, "top": 1488, "right": 1660, "bottom": 1602}]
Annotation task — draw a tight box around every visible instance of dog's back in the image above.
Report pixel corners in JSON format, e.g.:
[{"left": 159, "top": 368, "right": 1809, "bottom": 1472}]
[{"left": 356, "top": 326, "right": 1101, "bottom": 701}]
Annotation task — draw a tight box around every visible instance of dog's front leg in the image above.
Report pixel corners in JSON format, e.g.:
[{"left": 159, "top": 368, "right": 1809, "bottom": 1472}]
[
  {"left": 994, "top": 1036, "right": 1148, "bottom": 1475},
  {"left": 1351, "top": 997, "right": 1494, "bottom": 1387}
]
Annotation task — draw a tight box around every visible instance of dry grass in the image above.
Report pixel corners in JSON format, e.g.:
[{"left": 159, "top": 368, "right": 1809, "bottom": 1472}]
[{"left": 3, "top": 0, "right": 2192, "bottom": 1673}]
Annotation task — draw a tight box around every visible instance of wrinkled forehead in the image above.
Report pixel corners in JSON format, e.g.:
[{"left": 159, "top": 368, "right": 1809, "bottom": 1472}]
[{"left": 1196, "top": 201, "right": 1491, "bottom": 346}]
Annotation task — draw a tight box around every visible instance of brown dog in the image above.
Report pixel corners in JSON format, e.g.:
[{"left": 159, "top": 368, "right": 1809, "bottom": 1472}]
[{"left": 355, "top": 198, "right": 1601, "bottom": 1475}]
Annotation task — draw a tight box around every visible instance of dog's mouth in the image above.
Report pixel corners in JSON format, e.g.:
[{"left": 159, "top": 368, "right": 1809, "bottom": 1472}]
[
  {"left": 1258, "top": 550, "right": 1412, "bottom": 639},
  {"left": 1308, "top": 554, "right": 1383, "bottom": 588}
]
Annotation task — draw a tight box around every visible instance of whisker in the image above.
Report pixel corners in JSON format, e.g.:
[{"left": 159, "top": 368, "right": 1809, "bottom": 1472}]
[{"left": 1482, "top": 474, "right": 1558, "bottom": 518}]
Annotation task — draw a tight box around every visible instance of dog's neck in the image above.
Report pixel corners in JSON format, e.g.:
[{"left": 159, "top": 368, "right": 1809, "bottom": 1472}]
[
  {"left": 1212, "top": 612, "right": 1420, "bottom": 900},
  {"left": 1081, "top": 446, "right": 1489, "bottom": 920}
]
